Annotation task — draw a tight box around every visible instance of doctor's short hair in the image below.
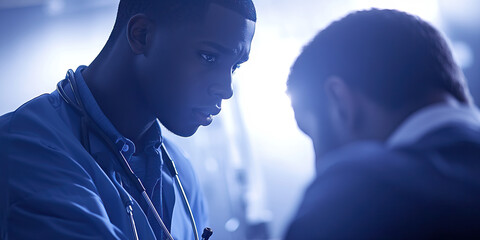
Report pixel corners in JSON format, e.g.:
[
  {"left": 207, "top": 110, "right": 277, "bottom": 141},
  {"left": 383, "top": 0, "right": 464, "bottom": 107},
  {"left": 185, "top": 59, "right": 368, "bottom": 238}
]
[
  {"left": 108, "top": 0, "right": 256, "bottom": 41},
  {"left": 287, "top": 9, "right": 471, "bottom": 110}
]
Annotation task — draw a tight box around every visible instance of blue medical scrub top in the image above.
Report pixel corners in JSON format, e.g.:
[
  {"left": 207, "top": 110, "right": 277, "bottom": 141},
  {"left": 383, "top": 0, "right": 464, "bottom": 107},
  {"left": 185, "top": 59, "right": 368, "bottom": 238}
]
[{"left": 0, "top": 66, "right": 208, "bottom": 239}]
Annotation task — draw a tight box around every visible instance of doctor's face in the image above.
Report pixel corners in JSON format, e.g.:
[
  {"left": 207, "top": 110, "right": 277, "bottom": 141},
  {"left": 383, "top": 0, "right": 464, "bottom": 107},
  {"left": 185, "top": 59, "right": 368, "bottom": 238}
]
[{"left": 137, "top": 4, "right": 255, "bottom": 137}]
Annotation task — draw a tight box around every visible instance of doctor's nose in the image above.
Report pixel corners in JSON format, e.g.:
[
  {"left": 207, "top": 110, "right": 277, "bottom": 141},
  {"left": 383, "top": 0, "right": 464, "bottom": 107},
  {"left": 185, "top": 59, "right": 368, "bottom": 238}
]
[{"left": 208, "top": 75, "right": 233, "bottom": 100}]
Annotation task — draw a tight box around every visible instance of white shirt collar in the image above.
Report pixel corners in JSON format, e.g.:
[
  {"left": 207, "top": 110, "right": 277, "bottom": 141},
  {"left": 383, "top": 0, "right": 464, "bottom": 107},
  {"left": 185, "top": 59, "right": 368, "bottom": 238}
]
[{"left": 387, "top": 101, "right": 480, "bottom": 148}]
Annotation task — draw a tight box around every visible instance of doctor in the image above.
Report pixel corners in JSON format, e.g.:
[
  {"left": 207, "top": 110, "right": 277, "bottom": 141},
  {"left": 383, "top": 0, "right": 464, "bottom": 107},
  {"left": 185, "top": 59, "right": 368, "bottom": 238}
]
[{"left": 0, "top": 0, "right": 256, "bottom": 239}]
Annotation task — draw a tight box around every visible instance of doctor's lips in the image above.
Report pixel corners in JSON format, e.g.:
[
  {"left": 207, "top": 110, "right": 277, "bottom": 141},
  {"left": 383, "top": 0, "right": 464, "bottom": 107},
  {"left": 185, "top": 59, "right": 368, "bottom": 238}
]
[{"left": 193, "top": 106, "right": 221, "bottom": 126}]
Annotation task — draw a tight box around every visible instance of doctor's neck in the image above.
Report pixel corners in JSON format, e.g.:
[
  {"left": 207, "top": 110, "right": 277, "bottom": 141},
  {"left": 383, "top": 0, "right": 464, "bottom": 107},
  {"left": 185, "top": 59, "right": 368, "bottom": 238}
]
[{"left": 81, "top": 34, "right": 155, "bottom": 148}]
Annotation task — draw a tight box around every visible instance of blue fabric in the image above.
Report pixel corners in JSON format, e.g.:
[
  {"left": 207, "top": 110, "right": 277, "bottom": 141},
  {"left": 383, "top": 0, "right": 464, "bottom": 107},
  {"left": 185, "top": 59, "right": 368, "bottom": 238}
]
[
  {"left": 285, "top": 124, "right": 480, "bottom": 239},
  {"left": 0, "top": 66, "right": 208, "bottom": 239},
  {"left": 74, "top": 65, "right": 173, "bottom": 239}
]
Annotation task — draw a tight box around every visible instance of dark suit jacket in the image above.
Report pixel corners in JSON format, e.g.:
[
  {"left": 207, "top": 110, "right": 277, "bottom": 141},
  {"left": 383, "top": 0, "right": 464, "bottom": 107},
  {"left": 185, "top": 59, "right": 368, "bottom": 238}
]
[{"left": 285, "top": 124, "right": 480, "bottom": 239}]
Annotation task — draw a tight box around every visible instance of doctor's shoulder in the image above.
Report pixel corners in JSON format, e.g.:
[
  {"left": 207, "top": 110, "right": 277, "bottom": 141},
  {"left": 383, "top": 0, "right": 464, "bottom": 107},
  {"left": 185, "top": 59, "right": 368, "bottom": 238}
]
[
  {"left": 0, "top": 92, "right": 78, "bottom": 148},
  {"left": 0, "top": 91, "right": 97, "bottom": 189}
]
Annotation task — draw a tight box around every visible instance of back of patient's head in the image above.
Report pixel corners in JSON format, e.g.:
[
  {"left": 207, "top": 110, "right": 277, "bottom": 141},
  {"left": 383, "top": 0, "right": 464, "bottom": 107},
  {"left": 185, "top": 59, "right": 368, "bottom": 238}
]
[
  {"left": 108, "top": 0, "right": 256, "bottom": 42},
  {"left": 288, "top": 9, "right": 471, "bottom": 111}
]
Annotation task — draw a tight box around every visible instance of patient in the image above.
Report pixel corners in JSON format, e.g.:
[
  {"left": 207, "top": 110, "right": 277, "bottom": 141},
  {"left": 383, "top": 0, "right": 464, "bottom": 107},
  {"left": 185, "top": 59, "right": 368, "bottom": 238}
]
[{"left": 285, "top": 9, "right": 480, "bottom": 239}]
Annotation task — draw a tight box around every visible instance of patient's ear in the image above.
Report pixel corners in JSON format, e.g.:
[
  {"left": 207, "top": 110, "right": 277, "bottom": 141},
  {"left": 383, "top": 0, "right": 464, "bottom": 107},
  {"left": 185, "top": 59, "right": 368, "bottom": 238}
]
[{"left": 324, "top": 76, "right": 359, "bottom": 138}]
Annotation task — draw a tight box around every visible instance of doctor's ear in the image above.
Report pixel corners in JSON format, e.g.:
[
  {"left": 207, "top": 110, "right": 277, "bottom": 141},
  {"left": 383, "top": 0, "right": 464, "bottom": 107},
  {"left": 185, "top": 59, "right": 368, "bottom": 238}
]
[
  {"left": 324, "top": 76, "right": 358, "bottom": 131},
  {"left": 127, "top": 14, "right": 154, "bottom": 55}
]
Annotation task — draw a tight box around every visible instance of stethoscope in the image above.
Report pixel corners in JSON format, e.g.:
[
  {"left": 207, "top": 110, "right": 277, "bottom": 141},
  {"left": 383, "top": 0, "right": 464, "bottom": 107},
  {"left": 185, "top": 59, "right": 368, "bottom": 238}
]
[{"left": 57, "top": 69, "right": 213, "bottom": 240}]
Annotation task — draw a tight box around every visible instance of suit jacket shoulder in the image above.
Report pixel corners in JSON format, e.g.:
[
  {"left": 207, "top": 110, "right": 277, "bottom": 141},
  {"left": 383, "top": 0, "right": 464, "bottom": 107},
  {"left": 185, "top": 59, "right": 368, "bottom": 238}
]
[{"left": 286, "top": 124, "right": 480, "bottom": 239}]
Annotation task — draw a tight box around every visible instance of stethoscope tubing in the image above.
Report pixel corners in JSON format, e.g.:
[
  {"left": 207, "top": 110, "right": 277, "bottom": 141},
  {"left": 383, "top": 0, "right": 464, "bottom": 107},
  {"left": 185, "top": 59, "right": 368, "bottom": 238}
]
[{"left": 161, "top": 147, "right": 200, "bottom": 240}]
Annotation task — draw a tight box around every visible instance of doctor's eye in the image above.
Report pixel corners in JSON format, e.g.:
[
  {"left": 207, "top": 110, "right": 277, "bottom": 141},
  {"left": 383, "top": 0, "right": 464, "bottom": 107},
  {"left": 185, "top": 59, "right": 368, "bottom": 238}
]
[{"left": 199, "top": 52, "right": 217, "bottom": 63}]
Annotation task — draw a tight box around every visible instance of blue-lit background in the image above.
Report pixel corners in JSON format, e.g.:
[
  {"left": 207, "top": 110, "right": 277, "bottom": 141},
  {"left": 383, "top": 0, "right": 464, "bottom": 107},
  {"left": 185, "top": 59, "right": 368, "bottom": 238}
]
[{"left": 1, "top": 0, "right": 479, "bottom": 239}]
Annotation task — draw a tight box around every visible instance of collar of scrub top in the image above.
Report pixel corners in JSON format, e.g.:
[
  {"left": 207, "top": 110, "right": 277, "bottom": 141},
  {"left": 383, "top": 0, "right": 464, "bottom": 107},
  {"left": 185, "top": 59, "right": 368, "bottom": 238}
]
[
  {"left": 72, "top": 65, "right": 176, "bottom": 237},
  {"left": 71, "top": 66, "right": 201, "bottom": 240},
  {"left": 72, "top": 65, "right": 157, "bottom": 158},
  {"left": 72, "top": 65, "right": 170, "bottom": 190}
]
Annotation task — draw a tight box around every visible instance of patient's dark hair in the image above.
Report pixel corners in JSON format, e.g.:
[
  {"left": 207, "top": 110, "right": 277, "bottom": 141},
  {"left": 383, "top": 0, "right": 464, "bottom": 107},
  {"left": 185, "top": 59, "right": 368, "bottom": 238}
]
[
  {"left": 288, "top": 9, "right": 470, "bottom": 110},
  {"left": 107, "top": 0, "right": 256, "bottom": 44}
]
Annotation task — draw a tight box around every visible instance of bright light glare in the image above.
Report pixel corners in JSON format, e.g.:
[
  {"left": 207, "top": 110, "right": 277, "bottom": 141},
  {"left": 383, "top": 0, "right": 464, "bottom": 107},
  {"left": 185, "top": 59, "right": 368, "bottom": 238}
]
[
  {"left": 451, "top": 41, "right": 474, "bottom": 69},
  {"left": 439, "top": 0, "right": 480, "bottom": 28}
]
